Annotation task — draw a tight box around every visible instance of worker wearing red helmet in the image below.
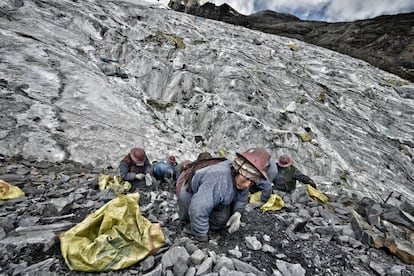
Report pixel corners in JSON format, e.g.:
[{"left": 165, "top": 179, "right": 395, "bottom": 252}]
[
  {"left": 119, "top": 147, "right": 153, "bottom": 191},
  {"left": 177, "top": 148, "right": 271, "bottom": 242},
  {"left": 273, "top": 154, "right": 316, "bottom": 192}
]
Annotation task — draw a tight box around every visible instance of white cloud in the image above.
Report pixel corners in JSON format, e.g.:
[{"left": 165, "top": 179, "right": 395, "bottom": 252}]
[
  {"left": 127, "top": 0, "right": 170, "bottom": 8},
  {"left": 260, "top": 0, "right": 329, "bottom": 11},
  {"left": 325, "top": 0, "right": 414, "bottom": 21},
  {"left": 204, "top": 0, "right": 414, "bottom": 21}
]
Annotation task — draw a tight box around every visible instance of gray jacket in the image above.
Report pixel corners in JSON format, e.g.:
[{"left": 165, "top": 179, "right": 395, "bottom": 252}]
[{"left": 189, "top": 160, "right": 248, "bottom": 236}]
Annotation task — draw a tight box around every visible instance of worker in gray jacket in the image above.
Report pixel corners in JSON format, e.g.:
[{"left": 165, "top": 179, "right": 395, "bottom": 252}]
[{"left": 177, "top": 148, "right": 270, "bottom": 242}]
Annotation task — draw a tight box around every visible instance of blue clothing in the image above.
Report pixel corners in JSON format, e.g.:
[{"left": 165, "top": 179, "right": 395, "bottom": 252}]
[
  {"left": 152, "top": 161, "right": 174, "bottom": 180},
  {"left": 178, "top": 160, "right": 248, "bottom": 236},
  {"left": 249, "top": 160, "right": 277, "bottom": 202}
]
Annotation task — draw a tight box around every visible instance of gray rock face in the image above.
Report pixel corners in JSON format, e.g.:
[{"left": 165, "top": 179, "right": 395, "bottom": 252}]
[
  {"left": 0, "top": 0, "right": 413, "bottom": 206},
  {"left": 169, "top": 0, "right": 414, "bottom": 82}
]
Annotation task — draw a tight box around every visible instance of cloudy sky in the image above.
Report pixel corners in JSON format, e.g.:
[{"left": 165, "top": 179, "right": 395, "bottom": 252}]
[{"left": 200, "top": 0, "right": 414, "bottom": 22}]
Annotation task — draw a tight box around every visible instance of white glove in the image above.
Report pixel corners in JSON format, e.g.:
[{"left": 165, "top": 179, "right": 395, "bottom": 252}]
[
  {"left": 226, "top": 211, "right": 241, "bottom": 233},
  {"left": 145, "top": 173, "right": 153, "bottom": 186},
  {"left": 135, "top": 173, "right": 145, "bottom": 180}
]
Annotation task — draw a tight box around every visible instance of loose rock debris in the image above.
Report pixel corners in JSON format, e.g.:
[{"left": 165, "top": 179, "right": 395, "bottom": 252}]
[{"left": 0, "top": 155, "right": 413, "bottom": 275}]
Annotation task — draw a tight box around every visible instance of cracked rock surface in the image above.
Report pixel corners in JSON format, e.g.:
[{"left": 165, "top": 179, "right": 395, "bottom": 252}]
[
  {"left": 0, "top": 0, "right": 413, "bottom": 204},
  {"left": 0, "top": 0, "right": 414, "bottom": 274}
]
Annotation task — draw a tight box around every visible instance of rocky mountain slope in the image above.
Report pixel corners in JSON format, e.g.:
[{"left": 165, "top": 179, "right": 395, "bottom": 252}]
[
  {"left": 0, "top": 0, "right": 414, "bottom": 274},
  {"left": 1, "top": 0, "right": 413, "bottom": 203},
  {"left": 168, "top": 0, "right": 414, "bottom": 82},
  {"left": 1, "top": 155, "right": 414, "bottom": 275}
]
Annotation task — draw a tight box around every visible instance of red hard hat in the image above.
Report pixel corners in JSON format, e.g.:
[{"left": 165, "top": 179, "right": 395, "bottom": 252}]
[
  {"left": 130, "top": 148, "right": 146, "bottom": 166},
  {"left": 278, "top": 155, "right": 292, "bottom": 167},
  {"left": 168, "top": 155, "right": 176, "bottom": 165},
  {"left": 236, "top": 148, "right": 270, "bottom": 179}
]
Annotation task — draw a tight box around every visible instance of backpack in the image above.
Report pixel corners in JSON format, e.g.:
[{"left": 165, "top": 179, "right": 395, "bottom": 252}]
[{"left": 176, "top": 157, "right": 227, "bottom": 195}]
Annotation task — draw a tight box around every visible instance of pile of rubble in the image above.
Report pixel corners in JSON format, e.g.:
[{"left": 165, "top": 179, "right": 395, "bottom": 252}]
[{"left": 0, "top": 155, "right": 413, "bottom": 275}]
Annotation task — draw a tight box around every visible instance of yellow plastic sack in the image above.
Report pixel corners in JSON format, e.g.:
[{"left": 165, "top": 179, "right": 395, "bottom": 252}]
[
  {"left": 249, "top": 191, "right": 285, "bottom": 211},
  {"left": 306, "top": 184, "right": 329, "bottom": 203},
  {"left": 0, "top": 179, "right": 25, "bottom": 200},
  {"left": 60, "top": 193, "right": 165, "bottom": 272},
  {"left": 98, "top": 173, "right": 131, "bottom": 192}
]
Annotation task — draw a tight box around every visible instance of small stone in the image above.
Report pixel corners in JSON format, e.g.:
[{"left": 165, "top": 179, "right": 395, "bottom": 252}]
[
  {"left": 228, "top": 246, "right": 243, "bottom": 258},
  {"left": 171, "top": 212, "right": 180, "bottom": 221},
  {"left": 141, "top": 256, "right": 155, "bottom": 272},
  {"left": 276, "top": 260, "right": 306, "bottom": 276},
  {"left": 272, "top": 269, "right": 283, "bottom": 276},
  {"left": 59, "top": 174, "right": 71, "bottom": 182},
  {"left": 185, "top": 267, "right": 196, "bottom": 276},
  {"left": 173, "top": 258, "right": 188, "bottom": 276},
  {"left": 359, "top": 255, "right": 369, "bottom": 264},
  {"left": 190, "top": 249, "right": 206, "bottom": 265},
  {"left": 231, "top": 258, "right": 263, "bottom": 275},
  {"left": 214, "top": 256, "right": 234, "bottom": 272},
  {"left": 297, "top": 233, "right": 312, "bottom": 240},
  {"left": 0, "top": 227, "right": 6, "bottom": 240},
  {"left": 275, "top": 254, "right": 287, "bottom": 259},
  {"left": 161, "top": 246, "right": 190, "bottom": 268},
  {"left": 298, "top": 209, "right": 311, "bottom": 219},
  {"left": 348, "top": 237, "right": 364, "bottom": 248},
  {"left": 369, "top": 261, "right": 386, "bottom": 276},
  {"left": 338, "top": 235, "right": 350, "bottom": 244},
  {"left": 262, "top": 244, "right": 276, "bottom": 253},
  {"left": 245, "top": 236, "right": 262, "bottom": 250},
  {"left": 196, "top": 257, "right": 213, "bottom": 275},
  {"left": 389, "top": 265, "right": 405, "bottom": 276},
  {"left": 185, "top": 242, "right": 198, "bottom": 255}
]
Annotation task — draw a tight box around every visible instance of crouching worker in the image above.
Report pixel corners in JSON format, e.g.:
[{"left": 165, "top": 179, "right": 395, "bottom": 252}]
[
  {"left": 119, "top": 147, "right": 153, "bottom": 191},
  {"left": 274, "top": 154, "right": 316, "bottom": 192},
  {"left": 177, "top": 148, "right": 270, "bottom": 242},
  {"left": 152, "top": 155, "right": 177, "bottom": 185}
]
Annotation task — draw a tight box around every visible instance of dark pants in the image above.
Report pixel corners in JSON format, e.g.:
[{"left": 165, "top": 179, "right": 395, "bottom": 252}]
[
  {"left": 209, "top": 204, "right": 231, "bottom": 230},
  {"left": 177, "top": 183, "right": 231, "bottom": 230}
]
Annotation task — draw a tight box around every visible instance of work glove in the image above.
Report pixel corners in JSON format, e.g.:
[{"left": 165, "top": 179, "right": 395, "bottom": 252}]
[
  {"left": 308, "top": 181, "right": 317, "bottom": 189},
  {"left": 145, "top": 173, "right": 153, "bottom": 186},
  {"left": 135, "top": 173, "right": 145, "bottom": 180},
  {"left": 245, "top": 201, "right": 264, "bottom": 212},
  {"left": 226, "top": 211, "right": 241, "bottom": 233}
]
